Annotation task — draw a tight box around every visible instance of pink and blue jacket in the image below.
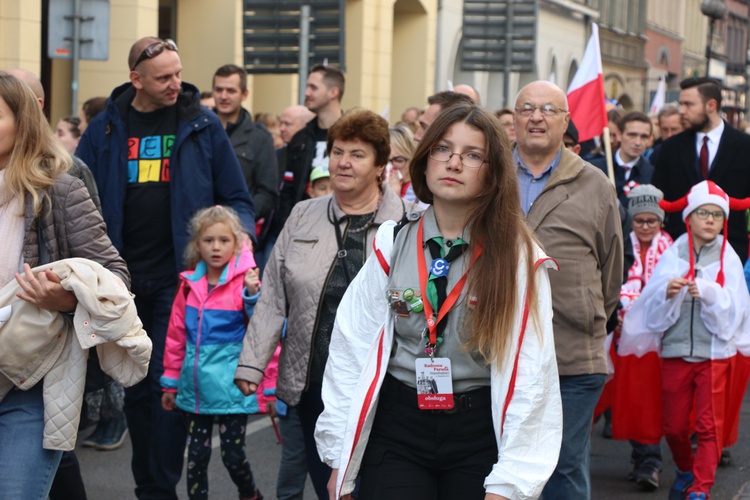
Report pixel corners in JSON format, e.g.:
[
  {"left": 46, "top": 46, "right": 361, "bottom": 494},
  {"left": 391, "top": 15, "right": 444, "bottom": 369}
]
[{"left": 161, "top": 245, "right": 276, "bottom": 414}]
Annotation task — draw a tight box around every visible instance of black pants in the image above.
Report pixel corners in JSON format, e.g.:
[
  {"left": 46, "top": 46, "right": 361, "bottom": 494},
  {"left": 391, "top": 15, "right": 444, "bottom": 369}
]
[
  {"left": 185, "top": 413, "right": 256, "bottom": 500},
  {"left": 49, "top": 451, "right": 87, "bottom": 500},
  {"left": 123, "top": 276, "right": 186, "bottom": 500},
  {"left": 359, "top": 374, "right": 497, "bottom": 500}
]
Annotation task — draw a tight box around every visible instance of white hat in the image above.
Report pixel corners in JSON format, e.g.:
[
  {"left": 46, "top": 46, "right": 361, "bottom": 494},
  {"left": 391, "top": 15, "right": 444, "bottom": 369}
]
[
  {"left": 659, "top": 180, "right": 750, "bottom": 287},
  {"left": 680, "top": 180, "right": 729, "bottom": 221}
]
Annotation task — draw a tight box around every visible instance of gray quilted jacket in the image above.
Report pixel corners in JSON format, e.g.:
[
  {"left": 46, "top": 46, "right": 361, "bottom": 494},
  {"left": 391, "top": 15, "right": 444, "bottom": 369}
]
[
  {"left": 21, "top": 173, "right": 129, "bottom": 286},
  {"left": 235, "top": 187, "right": 411, "bottom": 405}
]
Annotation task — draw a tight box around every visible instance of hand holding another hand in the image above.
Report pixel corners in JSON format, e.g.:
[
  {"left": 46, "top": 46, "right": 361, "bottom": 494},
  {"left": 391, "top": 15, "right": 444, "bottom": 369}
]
[{"left": 235, "top": 379, "right": 258, "bottom": 396}]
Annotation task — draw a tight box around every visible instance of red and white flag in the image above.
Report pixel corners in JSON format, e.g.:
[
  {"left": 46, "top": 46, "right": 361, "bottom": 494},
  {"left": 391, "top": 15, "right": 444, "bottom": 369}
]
[
  {"left": 567, "top": 24, "right": 608, "bottom": 143},
  {"left": 649, "top": 75, "right": 666, "bottom": 114}
]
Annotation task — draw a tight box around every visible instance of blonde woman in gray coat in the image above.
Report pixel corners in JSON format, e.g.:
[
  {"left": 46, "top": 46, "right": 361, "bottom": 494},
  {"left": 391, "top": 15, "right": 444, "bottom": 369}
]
[{"left": 0, "top": 71, "right": 128, "bottom": 499}]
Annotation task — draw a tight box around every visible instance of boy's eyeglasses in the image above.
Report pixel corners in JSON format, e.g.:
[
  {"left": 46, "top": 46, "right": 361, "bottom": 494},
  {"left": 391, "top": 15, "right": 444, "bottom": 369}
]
[
  {"left": 693, "top": 209, "right": 725, "bottom": 221},
  {"left": 633, "top": 217, "right": 661, "bottom": 228},
  {"left": 131, "top": 39, "right": 178, "bottom": 71}
]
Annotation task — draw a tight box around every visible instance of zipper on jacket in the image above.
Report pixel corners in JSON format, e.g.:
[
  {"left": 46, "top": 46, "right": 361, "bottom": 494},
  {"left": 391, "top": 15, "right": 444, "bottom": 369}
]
[
  {"left": 689, "top": 298, "right": 695, "bottom": 357},
  {"left": 193, "top": 284, "right": 216, "bottom": 413},
  {"left": 304, "top": 218, "right": 351, "bottom": 392},
  {"left": 689, "top": 247, "right": 704, "bottom": 357}
]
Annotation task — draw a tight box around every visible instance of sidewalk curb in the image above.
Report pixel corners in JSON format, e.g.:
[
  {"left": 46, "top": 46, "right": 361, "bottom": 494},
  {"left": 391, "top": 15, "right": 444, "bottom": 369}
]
[{"left": 734, "top": 481, "right": 750, "bottom": 500}]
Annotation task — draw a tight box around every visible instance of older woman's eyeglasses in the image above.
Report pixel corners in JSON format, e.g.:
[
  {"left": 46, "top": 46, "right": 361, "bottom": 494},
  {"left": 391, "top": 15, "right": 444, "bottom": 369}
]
[
  {"left": 429, "top": 145, "right": 486, "bottom": 168},
  {"left": 131, "top": 39, "right": 178, "bottom": 71},
  {"left": 516, "top": 103, "right": 567, "bottom": 117}
]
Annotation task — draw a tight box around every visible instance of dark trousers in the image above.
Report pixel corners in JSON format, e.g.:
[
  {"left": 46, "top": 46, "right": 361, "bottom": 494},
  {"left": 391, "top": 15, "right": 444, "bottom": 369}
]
[
  {"left": 185, "top": 413, "right": 256, "bottom": 500},
  {"left": 297, "top": 383, "right": 332, "bottom": 500},
  {"left": 358, "top": 374, "right": 497, "bottom": 500},
  {"left": 123, "top": 276, "right": 187, "bottom": 500},
  {"left": 630, "top": 440, "right": 662, "bottom": 472},
  {"left": 49, "top": 451, "right": 87, "bottom": 500}
]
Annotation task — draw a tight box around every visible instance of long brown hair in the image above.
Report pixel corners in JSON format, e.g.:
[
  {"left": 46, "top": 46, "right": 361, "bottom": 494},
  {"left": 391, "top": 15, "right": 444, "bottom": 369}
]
[
  {"left": 0, "top": 71, "right": 71, "bottom": 215},
  {"left": 410, "top": 102, "right": 538, "bottom": 364}
]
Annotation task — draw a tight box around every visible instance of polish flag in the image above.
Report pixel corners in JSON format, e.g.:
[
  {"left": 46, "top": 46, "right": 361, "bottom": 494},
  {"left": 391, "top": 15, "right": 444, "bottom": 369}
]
[
  {"left": 649, "top": 75, "right": 666, "bottom": 114},
  {"left": 567, "top": 24, "right": 608, "bottom": 143}
]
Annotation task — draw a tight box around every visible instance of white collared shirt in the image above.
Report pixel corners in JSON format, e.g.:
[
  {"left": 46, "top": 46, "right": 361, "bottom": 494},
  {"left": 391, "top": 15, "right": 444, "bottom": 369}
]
[
  {"left": 696, "top": 120, "right": 725, "bottom": 172},
  {"left": 615, "top": 149, "right": 639, "bottom": 181}
]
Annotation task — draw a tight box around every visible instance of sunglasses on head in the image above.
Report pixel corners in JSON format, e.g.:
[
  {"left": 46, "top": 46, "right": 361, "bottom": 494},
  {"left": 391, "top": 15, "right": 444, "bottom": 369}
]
[{"left": 130, "top": 39, "right": 178, "bottom": 71}]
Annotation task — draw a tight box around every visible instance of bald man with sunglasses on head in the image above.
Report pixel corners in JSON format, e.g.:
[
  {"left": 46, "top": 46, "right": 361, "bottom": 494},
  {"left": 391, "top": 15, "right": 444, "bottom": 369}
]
[{"left": 76, "top": 36, "right": 255, "bottom": 500}]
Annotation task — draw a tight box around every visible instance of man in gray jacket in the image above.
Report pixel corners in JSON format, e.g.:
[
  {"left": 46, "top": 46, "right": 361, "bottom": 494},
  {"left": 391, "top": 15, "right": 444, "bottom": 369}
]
[
  {"left": 212, "top": 64, "right": 279, "bottom": 223},
  {"left": 513, "top": 80, "right": 623, "bottom": 500}
]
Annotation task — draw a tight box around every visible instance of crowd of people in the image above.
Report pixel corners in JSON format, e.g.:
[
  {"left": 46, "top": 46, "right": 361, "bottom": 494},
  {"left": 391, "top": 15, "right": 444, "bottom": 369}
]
[{"left": 1, "top": 33, "right": 750, "bottom": 500}]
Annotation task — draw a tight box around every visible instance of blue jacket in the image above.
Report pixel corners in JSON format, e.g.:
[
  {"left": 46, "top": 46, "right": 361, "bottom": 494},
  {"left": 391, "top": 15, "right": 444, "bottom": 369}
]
[
  {"left": 75, "top": 82, "right": 255, "bottom": 274},
  {"left": 161, "top": 246, "right": 262, "bottom": 414}
]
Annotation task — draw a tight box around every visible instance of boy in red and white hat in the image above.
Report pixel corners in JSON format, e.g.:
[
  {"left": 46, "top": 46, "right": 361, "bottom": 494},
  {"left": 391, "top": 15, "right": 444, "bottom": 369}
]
[{"left": 618, "top": 181, "right": 750, "bottom": 500}]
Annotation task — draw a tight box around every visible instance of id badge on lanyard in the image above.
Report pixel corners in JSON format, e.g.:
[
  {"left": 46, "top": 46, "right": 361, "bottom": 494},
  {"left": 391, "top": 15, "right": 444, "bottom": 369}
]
[
  {"left": 412, "top": 218, "right": 481, "bottom": 411},
  {"left": 415, "top": 358, "right": 454, "bottom": 410}
]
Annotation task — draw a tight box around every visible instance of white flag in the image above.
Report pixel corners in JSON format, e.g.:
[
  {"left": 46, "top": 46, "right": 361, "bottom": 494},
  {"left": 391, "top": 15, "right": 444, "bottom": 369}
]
[{"left": 649, "top": 75, "right": 666, "bottom": 114}]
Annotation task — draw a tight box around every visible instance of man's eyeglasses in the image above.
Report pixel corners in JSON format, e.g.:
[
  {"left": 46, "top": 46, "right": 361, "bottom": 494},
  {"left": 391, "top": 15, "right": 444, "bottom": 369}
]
[
  {"left": 429, "top": 145, "right": 486, "bottom": 168},
  {"left": 633, "top": 217, "right": 661, "bottom": 228},
  {"left": 131, "top": 39, "right": 178, "bottom": 71},
  {"left": 516, "top": 103, "right": 568, "bottom": 117},
  {"left": 693, "top": 209, "right": 725, "bottom": 221}
]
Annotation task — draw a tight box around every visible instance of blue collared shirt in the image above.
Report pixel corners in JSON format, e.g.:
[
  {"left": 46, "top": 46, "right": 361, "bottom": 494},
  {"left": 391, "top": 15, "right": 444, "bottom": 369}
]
[{"left": 514, "top": 147, "right": 562, "bottom": 215}]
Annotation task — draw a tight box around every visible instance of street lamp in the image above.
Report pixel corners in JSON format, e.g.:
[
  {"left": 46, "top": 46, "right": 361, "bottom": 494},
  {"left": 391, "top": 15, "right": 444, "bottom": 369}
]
[{"left": 701, "top": 0, "right": 729, "bottom": 77}]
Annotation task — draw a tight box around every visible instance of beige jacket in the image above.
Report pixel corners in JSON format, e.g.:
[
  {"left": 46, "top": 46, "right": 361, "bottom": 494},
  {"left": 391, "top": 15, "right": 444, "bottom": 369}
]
[
  {"left": 0, "top": 258, "right": 151, "bottom": 450},
  {"left": 235, "top": 187, "right": 412, "bottom": 405},
  {"left": 525, "top": 147, "right": 623, "bottom": 376}
]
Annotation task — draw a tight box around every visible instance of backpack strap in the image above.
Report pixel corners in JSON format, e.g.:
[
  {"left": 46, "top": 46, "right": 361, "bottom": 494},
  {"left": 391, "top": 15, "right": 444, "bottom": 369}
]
[{"left": 372, "top": 210, "right": 423, "bottom": 276}]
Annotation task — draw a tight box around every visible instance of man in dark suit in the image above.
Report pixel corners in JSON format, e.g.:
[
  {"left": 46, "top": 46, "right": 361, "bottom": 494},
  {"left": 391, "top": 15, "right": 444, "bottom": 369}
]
[
  {"left": 591, "top": 111, "right": 655, "bottom": 208},
  {"left": 652, "top": 77, "right": 750, "bottom": 262}
]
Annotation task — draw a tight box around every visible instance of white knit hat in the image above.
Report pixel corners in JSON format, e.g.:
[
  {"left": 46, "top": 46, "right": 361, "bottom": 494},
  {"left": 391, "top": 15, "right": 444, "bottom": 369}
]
[
  {"left": 680, "top": 180, "right": 729, "bottom": 221},
  {"left": 659, "top": 180, "right": 750, "bottom": 287}
]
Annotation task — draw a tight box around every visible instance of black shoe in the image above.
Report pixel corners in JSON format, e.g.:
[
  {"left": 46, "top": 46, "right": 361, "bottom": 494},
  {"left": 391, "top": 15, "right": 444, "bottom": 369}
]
[
  {"left": 635, "top": 468, "right": 659, "bottom": 491},
  {"left": 719, "top": 448, "right": 732, "bottom": 467}
]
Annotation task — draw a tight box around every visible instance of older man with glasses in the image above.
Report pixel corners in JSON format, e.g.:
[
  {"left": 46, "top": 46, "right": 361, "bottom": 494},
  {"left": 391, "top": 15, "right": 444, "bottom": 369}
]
[
  {"left": 513, "top": 80, "right": 623, "bottom": 500},
  {"left": 76, "top": 36, "right": 255, "bottom": 499}
]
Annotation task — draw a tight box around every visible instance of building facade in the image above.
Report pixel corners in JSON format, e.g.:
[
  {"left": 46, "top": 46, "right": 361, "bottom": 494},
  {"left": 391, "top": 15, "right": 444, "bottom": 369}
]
[
  {"left": 1, "top": 0, "right": 438, "bottom": 126},
  {"left": 644, "top": 0, "right": 685, "bottom": 108}
]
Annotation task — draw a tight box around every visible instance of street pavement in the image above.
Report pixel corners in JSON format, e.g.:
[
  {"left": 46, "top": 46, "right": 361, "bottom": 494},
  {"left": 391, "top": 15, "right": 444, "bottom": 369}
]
[
  {"left": 78, "top": 386, "right": 750, "bottom": 499},
  {"left": 590, "top": 384, "right": 750, "bottom": 500},
  {"left": 77, "top": 414, "right": 315, "bottom": 499}
]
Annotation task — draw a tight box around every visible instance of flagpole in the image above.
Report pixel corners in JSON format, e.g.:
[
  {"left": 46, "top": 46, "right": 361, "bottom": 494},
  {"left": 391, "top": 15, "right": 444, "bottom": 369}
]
[{"left": 602, "top": 126, "right": 616, "bottom": 187}]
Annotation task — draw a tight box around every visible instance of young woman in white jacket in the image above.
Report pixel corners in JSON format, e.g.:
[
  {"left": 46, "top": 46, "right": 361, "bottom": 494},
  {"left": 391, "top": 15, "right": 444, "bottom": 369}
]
[{"left": 315, "top": 102, "right": 563, "bottom": 500}]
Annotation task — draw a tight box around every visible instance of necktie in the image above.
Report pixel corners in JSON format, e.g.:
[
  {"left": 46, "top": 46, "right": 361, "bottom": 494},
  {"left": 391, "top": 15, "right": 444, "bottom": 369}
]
[
  {"left": 425, "top": 238, "right": 467, "bottom": 340},
  {"left": 622, "top": 165, "right": 631, "bottom": 181},
  {"left": 700, "top": 136, "right": 709, "bottom": 180}
]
